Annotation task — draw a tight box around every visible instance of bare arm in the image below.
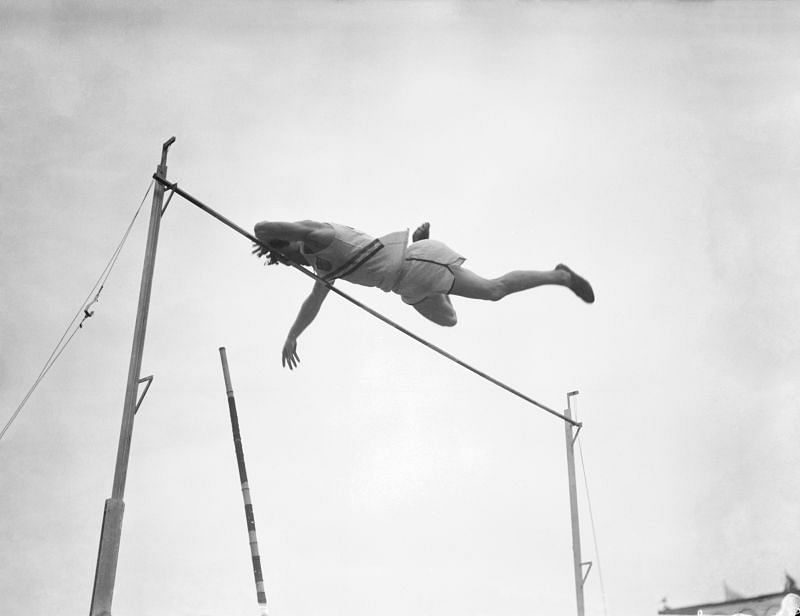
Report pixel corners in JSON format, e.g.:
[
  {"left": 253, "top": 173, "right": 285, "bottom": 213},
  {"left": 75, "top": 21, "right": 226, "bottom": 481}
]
[{"left": 282, "top": 279, "right": 331, "bottom": 369}]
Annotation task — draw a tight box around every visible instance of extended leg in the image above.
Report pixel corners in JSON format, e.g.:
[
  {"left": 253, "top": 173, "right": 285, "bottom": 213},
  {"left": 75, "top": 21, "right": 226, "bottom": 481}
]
[
  {"left": 450, "top": 264, "right": 594, "bottom": 303},
  {"left": 411, "top": 293, "right": 457, "bottom": 327}
]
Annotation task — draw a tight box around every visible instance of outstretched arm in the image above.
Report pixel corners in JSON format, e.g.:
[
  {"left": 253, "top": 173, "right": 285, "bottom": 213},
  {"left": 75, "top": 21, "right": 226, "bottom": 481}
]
[{"left": 282, "top": 279, "right": 331, "bottom": 369}]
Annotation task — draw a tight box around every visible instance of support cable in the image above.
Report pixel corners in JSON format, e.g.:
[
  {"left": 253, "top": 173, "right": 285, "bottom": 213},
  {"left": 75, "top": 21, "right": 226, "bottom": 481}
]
[
  {"left": 0, "top": 180, "right": 154, "bottom": 442},
  {"left": 153, "top": 175, "right": 580, "bottom": 428},
  {"left": 577, "top": 434, "right": 609, "bottom": 616}
]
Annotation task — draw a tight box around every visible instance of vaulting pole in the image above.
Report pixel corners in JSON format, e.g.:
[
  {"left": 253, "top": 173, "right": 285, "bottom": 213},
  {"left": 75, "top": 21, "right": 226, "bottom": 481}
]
[
  {"left": 90, "top": 137, "right": 175, "bottom": 616},
  {"left": 219, "top": 347, "right": 269, "bottom": 616},
  {"left": 564, "top": 391, "right": 586, "bottom": 616}
]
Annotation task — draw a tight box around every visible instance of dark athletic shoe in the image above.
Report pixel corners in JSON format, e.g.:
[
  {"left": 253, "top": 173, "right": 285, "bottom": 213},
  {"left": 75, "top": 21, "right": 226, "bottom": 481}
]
[
  {"left": 412, "top": 222, "right": 430, "bottom": 242},
  {"left": 556, "top": 264, "right": 595, "bottom": 304}
]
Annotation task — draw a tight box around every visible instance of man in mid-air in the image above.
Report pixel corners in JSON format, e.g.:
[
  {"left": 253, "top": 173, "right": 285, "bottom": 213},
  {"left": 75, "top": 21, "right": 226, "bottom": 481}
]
[{"left": 253, "top": 220, "right": 594, "bottom": 369}]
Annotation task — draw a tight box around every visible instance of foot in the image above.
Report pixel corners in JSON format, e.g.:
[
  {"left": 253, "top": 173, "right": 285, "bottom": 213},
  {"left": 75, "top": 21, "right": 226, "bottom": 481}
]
[
  {"left": 556, "top": 264, "right": 595, "bottom": 303},
  {"left": 412, "top": 222, "right": 430, "bottom": 242}
]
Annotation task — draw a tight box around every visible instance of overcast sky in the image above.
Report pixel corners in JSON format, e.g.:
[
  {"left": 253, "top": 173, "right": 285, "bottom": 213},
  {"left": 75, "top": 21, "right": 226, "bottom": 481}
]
[{"left": 1, "top": 2, "right": 799, "bottom": 616}]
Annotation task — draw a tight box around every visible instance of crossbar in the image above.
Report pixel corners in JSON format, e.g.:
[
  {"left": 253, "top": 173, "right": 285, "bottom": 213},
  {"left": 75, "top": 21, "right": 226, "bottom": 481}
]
[{"left": 153, "top": 174, "right": 581, "bottom": 428}]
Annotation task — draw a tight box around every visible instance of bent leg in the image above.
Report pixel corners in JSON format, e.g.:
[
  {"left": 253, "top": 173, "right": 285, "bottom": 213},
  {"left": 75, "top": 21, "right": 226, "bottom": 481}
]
[
  {"left": 411, "top": 293, "right": 458, "bottom": 327},
  {"left": 450, "top": 265, "right": 570, "bottom": 301}
]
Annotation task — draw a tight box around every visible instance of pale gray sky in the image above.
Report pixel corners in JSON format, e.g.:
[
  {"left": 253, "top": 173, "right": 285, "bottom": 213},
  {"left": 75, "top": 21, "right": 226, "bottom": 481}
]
[{"left": 1, "top": 2, "right": 799, "bottom": 616}]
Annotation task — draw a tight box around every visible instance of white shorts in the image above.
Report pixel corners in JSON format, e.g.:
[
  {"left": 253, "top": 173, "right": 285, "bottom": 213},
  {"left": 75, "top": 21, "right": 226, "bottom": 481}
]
[{"left": 392, "top": 239, "right": 466, "bottom": 305}]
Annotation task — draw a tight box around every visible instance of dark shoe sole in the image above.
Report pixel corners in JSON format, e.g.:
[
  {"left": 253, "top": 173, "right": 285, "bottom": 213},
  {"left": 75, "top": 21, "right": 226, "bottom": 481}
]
[{"left": 556, "top": 263, "right": 595, "bottom": 303}]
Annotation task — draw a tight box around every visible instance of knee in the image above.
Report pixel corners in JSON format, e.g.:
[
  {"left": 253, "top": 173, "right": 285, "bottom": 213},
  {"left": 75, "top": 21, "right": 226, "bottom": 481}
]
[
  {"left": 428, "top": 307, "right": 457, "bottom": 327},
  {"left": 439, "top": 312, "right": 457, "bottom": 327},
  {"left": 487, "top": 280, "right": 506, "bottom": 302}
]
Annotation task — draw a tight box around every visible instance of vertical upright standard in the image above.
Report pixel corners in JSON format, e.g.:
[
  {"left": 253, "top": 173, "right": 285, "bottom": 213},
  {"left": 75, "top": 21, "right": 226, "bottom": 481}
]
[
  {"left": 564, "top": 390, "right": 588, "bottom": 616},
  {"left": 219, "top": 347, "right": 269, "bottom": 616},
  {"left": 90, "top": 137, "right": 175, "bottom": 616}
]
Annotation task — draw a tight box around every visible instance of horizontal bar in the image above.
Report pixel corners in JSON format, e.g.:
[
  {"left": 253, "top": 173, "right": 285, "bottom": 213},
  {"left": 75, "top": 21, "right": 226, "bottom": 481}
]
[{"left": 153, "top": 174, "right": 581, "bottom": 428}]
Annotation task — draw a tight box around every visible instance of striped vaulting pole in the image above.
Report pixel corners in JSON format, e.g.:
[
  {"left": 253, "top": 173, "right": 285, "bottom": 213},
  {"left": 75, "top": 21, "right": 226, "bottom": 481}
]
[{"left": 219, "top": 347, "right": 268, "bottom": 616}]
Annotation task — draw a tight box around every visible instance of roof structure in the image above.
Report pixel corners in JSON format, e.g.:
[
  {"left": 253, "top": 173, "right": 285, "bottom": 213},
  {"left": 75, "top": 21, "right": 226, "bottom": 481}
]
[{"left": 659, "top": 577, "right": 799, "bottom": 616}]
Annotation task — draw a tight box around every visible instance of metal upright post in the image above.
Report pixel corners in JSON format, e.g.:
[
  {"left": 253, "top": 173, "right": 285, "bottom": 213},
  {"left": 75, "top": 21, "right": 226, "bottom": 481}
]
[
  {"left": 90, "top": 137, "right": 175, "bottom": 616},
  {"left": 564, "top": 391, "right": 585, "bottom": 616}
]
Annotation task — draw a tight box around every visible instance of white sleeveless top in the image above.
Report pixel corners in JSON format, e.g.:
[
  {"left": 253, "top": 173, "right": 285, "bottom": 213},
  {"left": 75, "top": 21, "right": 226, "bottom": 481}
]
[{"left": 301, "top": 223, "right": 409, "bottom": 292}]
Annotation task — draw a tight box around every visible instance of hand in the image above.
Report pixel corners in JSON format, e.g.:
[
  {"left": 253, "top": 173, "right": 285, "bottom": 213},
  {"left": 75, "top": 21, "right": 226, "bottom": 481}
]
[
  {"left": 252, "top": 241, "right": 287, "bottom": 266},
  {"left": 282, "top": 336, "right": 300, "bottom": 370},
  {"left": 252, "top": 241, "right": 270, "bottom": 258}
]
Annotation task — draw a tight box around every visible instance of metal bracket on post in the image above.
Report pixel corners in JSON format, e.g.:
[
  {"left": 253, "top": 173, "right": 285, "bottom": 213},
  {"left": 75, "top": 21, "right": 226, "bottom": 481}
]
[
  {"left": 161, "top": 188, "right": 176, "bottom": 216},
  {"left": 161, "top": 136, "right": 175, "bottom": 161},
  {"left": 581, "top": 561, "right": 593, "bottom": 587},
  {"left": 159, "top": 138, "right": 176, "bottom": 217},
  {"left": 567, "top": 390, "right": 582, "bottom": 444},
  {"left": 134, "top": 375, "right": 154, "bottom": 414}
]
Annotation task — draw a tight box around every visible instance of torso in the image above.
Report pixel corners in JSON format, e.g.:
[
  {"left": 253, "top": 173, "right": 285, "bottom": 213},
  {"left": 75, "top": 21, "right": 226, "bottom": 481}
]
[{"left": 301, "top": 223, "right": 408, "bottom": 292}]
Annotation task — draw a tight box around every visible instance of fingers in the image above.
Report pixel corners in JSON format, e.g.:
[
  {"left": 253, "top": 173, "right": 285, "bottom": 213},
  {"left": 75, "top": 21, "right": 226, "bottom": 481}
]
[
  {"left": 282, "top": 347, "right": 300, "bottom": 370},
  {"left": 252, "top": 242, "right": 270, "bottom": 257},
  {"left": 282, "top": 336, "right": 299, "bottom": 369}
]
